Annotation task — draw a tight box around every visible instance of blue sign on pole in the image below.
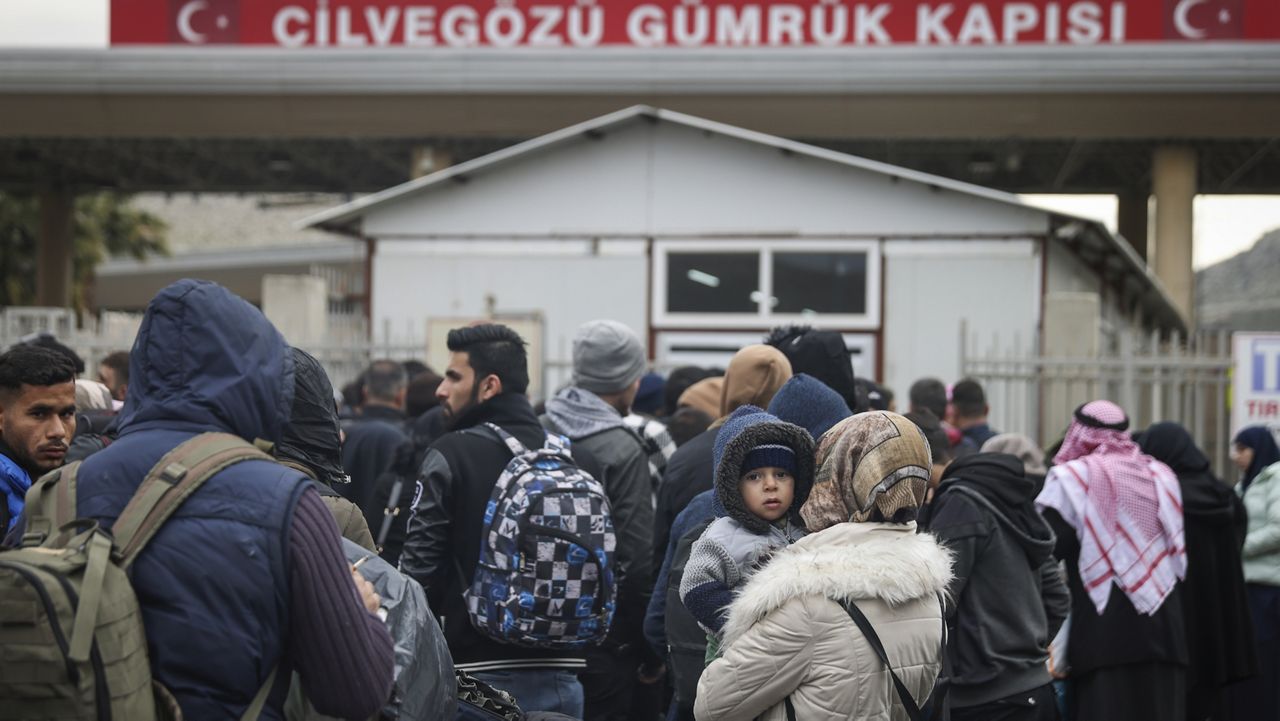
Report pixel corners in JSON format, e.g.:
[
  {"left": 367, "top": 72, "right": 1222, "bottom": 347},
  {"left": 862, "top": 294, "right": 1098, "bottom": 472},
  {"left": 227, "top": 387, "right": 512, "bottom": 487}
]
[{"left": 1252, "top": 339, "right": 1280, "bottom": 392}]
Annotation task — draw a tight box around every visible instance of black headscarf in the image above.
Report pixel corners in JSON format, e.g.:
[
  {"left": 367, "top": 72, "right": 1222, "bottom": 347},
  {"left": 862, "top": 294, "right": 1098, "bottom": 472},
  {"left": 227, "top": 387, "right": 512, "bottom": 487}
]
[
  {"left": 763, "top": 325, "right": 862, "bottom": 412},
  {"left": 1135, "top": 422, "right": 1233, "bottom": 523},
  {"left": 275, "top": 348, "right": 349, "bottom": 488},
  {"left": 1134, "top": 421, "right": 1258, "bottom": 709},
  {"left": 1234, "top": 425, "right": 1280, "bottom": 492}
]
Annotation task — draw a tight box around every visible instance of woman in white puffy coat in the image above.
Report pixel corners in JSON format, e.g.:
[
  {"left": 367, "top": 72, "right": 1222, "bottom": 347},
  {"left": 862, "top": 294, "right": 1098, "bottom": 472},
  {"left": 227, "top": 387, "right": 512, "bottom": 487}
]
[{"left": 695, "top": 411, "right": 952, "bottom": 721}]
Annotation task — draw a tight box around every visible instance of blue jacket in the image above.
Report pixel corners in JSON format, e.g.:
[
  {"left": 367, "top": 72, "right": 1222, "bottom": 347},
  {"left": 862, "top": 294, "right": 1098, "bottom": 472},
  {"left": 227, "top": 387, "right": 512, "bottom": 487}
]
[
  {"left": 0, "top": 451, "right": 31, "bottom": 533},
  {"left": 74, "top": 279, "right": 309, "bottom": 721},
  {"left": 644, "top": 490, "right": 719, "bottom": 655}
]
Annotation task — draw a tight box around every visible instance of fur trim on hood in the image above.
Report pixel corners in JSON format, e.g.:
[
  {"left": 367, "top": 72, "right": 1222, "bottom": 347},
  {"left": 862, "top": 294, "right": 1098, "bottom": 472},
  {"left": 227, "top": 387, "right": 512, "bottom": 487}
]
[
  {"left": 720, "top": 522, "right": 953, "bottom": 648},
  {"left": 713, "top": 405, "right": 816, "bottom": 533}
]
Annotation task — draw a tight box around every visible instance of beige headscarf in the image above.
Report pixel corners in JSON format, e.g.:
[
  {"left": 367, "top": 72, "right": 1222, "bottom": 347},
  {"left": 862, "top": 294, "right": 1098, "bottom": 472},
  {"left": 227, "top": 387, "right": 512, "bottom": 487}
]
[
  {"left": 981, "top": 433, "right": 1048, "bottom": 476},
  {"left": 719, "top": 345, "right": 792, "bottom": 418},
  {"left": 74, "top": 379, "right": 115, "bottom": 412},
  {"left": 677, "top": 377, "right": 725, "bottom": 419},
  {"left": 801, "top": 411, "right": 932, "bottom": 531}
]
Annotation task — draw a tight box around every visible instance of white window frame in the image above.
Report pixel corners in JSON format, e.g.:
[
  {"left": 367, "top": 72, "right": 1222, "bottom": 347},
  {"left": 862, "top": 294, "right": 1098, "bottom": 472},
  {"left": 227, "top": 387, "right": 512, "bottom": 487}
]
[
  {"left": 652, "top": 239, "right": 881, "bottom": 330},
  {"left": 655, "top": 331, "right": 878, "bottom": 382}
]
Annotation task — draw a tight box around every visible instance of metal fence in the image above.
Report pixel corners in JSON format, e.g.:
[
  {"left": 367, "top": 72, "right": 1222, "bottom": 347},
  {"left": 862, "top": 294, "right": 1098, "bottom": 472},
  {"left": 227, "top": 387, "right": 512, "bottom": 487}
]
[
  {"left": 0, "top": 307, "right": 584, "bottom": 402},
  {"left": 960, "top": 324, "right": 1234, "bottom": 478}
]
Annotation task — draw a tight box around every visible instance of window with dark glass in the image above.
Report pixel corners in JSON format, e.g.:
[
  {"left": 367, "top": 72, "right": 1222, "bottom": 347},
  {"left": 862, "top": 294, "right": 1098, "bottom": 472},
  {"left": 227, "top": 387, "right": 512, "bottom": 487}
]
[
  {"left": 772, "top": 251, "right": 868, "bottom": 314},
  {"left": 666, "top": 252, "right": 761, "bottom": 314}
]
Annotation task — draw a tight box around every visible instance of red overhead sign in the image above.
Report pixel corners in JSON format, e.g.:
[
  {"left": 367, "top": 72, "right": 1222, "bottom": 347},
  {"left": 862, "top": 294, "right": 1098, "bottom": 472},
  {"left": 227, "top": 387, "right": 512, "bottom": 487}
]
[{"left": 110, "top": 0, "right": 1280, "bottom": 47}]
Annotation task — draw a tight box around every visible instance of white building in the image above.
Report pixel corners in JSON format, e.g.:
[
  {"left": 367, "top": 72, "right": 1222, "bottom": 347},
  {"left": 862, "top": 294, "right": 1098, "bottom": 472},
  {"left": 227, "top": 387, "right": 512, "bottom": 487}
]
[{"left": 303, "top": 106, "right": 1184, "bottom": 398}]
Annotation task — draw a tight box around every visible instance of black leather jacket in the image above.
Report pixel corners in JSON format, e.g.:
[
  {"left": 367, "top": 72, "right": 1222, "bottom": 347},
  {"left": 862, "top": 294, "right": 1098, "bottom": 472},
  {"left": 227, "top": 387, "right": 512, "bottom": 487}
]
[{"left": 399, "top": 392, "right": 595, "bottom": 671}]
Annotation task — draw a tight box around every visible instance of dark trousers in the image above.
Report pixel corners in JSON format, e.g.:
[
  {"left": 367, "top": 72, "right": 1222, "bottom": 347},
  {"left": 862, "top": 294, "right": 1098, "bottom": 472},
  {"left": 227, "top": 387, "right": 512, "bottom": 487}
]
[
  {"left": 952, "top": 683, "right": 1061, "bottom": 721},
  {"left": 1226, "top": 583, "right": 1280, "bottom": 721},
  {"left": 1072, "top": 663, "right": 1186, "bottom": 721},
  {"left": 580, "top": 645, "right": 645, "bottom": 721}
]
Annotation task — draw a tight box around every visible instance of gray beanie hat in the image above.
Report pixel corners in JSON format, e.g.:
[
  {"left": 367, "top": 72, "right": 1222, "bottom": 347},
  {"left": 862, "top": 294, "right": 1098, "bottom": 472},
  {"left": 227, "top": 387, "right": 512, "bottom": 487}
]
[{"left": 572, "top": 320, "right": 647, "bottom": 394}]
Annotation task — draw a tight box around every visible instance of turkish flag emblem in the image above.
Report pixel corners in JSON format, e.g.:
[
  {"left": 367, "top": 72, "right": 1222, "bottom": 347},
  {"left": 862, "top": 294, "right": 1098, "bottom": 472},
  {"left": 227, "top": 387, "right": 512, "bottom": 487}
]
[
  {"left": 169, "top": 0, "right": 240, "bottom": 44},
  {"left": 1165, "top": 0, "right": 1245, "bottom": 39}
]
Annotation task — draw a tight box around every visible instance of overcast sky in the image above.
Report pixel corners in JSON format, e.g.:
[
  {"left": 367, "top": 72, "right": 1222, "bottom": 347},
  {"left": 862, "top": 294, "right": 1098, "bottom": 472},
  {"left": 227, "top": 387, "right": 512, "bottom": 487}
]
[{"left": 2, "top": 0, "right": 1278, "bottom": 269}]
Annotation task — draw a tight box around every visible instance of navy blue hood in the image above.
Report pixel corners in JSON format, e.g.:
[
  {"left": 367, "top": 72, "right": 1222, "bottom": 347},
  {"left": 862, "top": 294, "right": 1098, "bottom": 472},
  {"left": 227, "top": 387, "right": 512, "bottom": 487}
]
[
  {"left": 713, "top": 405, "right": 816, "bottom": 533},
  {"left": 117, "top": 279, "right": 295, "bottom": 444},
  {"left": 767, "top": 373, "right": 852, "bottom": 443}
]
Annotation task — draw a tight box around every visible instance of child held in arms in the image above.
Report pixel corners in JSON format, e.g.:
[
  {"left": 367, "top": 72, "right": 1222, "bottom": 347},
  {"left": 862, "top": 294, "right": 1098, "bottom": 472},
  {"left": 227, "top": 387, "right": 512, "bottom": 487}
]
[{"left": 680, "top": 405, "right": 815, "bottom": 661}]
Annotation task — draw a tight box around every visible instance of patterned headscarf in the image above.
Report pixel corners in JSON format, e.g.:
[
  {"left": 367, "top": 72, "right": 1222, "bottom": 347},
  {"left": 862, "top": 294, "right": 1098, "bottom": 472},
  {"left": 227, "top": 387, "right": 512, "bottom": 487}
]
[
  {"left": 801, "top": 411, "right": 931, "bottom": 531},
  {"left": 1038, "top": 400, "right": 1186, "bottom": 615}
]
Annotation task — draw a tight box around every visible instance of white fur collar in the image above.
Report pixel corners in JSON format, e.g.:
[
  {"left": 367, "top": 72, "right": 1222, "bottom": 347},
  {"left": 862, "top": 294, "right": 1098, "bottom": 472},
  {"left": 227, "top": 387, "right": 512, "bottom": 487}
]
[{"left": 720, "top": 522, "right": 954, "bottom": 647}]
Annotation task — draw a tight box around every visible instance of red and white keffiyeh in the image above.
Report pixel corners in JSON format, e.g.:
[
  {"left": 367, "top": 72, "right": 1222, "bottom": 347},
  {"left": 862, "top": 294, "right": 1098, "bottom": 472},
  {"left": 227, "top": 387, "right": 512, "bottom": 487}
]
[{"left": 1036, "top": 400, "right": 1186, "bottom": 615}]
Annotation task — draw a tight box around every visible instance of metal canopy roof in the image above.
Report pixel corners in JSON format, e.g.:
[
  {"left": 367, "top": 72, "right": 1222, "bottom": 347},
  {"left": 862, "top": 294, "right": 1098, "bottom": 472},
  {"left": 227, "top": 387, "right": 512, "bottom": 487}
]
[
  {"left": 2, "top": 135, "right": 1276, "bottom": 196},
  {"left": 3, "top": 45, "right": 1280, "bottom": 95}
]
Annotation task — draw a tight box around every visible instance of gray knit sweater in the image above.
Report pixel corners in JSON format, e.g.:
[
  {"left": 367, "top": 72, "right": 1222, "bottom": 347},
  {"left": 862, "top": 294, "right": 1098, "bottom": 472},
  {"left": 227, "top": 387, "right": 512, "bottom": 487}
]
[{"left": 678, "top": 515, "right": 807, "bottom": 633}]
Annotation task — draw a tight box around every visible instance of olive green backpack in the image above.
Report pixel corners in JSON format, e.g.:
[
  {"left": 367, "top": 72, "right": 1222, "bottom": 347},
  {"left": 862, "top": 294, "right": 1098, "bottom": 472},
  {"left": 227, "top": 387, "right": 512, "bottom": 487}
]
[{"left": 0, "top": 432, "right": 278, "bottom": 721}]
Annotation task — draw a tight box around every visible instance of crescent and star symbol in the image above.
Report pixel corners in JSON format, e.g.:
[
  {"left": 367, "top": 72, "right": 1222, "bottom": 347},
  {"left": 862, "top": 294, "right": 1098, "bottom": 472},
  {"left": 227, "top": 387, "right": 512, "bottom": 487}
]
[
  {"left": 177, "top": 1, "right": 231, "bottom": 44},
  {"left": 1172, "top": 0, "right": 1226, "bottom": 40}
]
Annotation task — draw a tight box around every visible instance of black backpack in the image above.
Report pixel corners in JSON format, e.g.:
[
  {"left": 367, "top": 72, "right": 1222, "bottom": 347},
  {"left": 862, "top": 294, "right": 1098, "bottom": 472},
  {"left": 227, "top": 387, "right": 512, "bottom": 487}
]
[{"left": 368, "top": 440, "right": 420, "bottom": 566}]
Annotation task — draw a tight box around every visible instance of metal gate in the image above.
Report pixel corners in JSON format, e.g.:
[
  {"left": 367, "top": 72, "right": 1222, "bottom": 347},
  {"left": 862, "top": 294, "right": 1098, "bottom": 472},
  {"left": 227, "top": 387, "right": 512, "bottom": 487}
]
[{"left": 960, "top": 324, "right": 1234, "bottom": 479}]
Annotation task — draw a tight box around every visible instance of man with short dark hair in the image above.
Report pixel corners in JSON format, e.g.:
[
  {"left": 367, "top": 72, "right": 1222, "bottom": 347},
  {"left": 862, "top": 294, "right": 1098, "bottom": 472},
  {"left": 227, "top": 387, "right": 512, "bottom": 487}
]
[
  {"left": 405, "top": 370, "right": 443, "bottom": 420},
  {"left": 98, "top": 350, "right": 130, "bottom": 402},
  {"left": 341, "top": 360, "right": 410, "bottom": 515},
  {"left": 0, "top": 345, "right": 77, "bottom": 533},
  {"left": 19, "top": 332, "right": 85, "bottom": 375},
  {"left": 951, "top": 378, "right": 999, "bottom": 448},
  {"left": 400, "top": 323, "right": 591, "bottom": 716},
  {"left": 909, "top": 377, "right": 948, "bottom": 420},
  {"left": 911, "top": 376, "right": 977, "bottom": 458}
]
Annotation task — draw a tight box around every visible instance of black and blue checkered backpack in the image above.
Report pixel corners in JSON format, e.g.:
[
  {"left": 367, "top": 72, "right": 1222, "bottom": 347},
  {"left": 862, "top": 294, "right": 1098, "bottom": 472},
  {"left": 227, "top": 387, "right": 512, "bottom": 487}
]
[{"left": 465, "top": 423, "right": 618, "bottom": 649}]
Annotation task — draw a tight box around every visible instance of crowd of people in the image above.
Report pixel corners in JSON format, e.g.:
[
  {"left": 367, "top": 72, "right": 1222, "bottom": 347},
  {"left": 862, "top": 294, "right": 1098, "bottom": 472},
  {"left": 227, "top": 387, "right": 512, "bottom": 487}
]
[{"left": 0, "top": 277, "right": 1277, "bottom": 721}]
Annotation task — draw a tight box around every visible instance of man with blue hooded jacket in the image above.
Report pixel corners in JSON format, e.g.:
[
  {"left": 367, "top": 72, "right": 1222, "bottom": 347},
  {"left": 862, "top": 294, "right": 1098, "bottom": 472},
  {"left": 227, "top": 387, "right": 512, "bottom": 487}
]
[
  {"left": 65, "top": 279, "right": 395, "bottom": 721},
  {"left": 0, "top": 344, "right": 78, "bottom": 534}
]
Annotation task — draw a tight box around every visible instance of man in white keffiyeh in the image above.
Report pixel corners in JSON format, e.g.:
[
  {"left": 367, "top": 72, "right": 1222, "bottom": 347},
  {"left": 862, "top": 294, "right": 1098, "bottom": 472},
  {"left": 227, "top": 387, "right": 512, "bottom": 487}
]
[{"left": 1037, "top": 400, "right": 1187, "bottom": 615}]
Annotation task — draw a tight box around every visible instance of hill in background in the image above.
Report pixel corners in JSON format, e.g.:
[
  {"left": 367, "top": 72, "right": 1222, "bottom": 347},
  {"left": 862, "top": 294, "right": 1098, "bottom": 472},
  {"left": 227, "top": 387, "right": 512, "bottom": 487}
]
[{"left": 1197, "top": 228, "right": 1280, "bottom": 330}]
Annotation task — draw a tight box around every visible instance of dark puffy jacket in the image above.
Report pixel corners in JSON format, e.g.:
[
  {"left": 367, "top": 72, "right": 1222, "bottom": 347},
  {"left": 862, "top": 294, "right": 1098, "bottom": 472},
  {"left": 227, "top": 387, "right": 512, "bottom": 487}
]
[
  {"left": 363, "top": 406, "right": 446, "bottom": 565},
  {"left": 399, "top": 392, "right": 604, "bottom": 672},
  {"left": 644, "top": 490, "right": 718, "bottom": 719},
  {"left": 73, "top": 279, "right": 311, "bottom": 721},
  {"left": 653, "top": 427, "right": 716, "bottom": 571},
  {"left": 340, "top": 404, "right": 409, "bottom": 516}
]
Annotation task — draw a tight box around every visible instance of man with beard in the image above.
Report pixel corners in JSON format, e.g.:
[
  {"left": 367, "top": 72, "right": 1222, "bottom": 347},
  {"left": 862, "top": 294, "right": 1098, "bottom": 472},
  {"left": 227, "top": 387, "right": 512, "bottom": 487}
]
[
  {"left": 0, "top": 344, "right": 77, "bottom": 533},
  {"left": 400, "top": 323, "right": 600, "bottom": 717}
]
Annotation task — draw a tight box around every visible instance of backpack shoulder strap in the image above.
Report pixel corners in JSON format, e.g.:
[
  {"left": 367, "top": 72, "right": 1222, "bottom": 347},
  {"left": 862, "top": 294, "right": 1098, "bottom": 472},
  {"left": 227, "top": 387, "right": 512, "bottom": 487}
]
[
  {"left": 839, "top": 599, "right": 925, "bottom": 721},
  {"left": 21, "top": 462, "right": 83, "bottom": 547},
  {"left": 541, "top": 431, "right": 573, "bottom": 455},
  {"left": 240, "top": 665, "right": 279, "bottom": 721},
  {"left": 112, "top": 432, "right": 273, "bottom": 569},
  {"left": 482, "top": 422, "right": 529, "bottom": 457}
]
